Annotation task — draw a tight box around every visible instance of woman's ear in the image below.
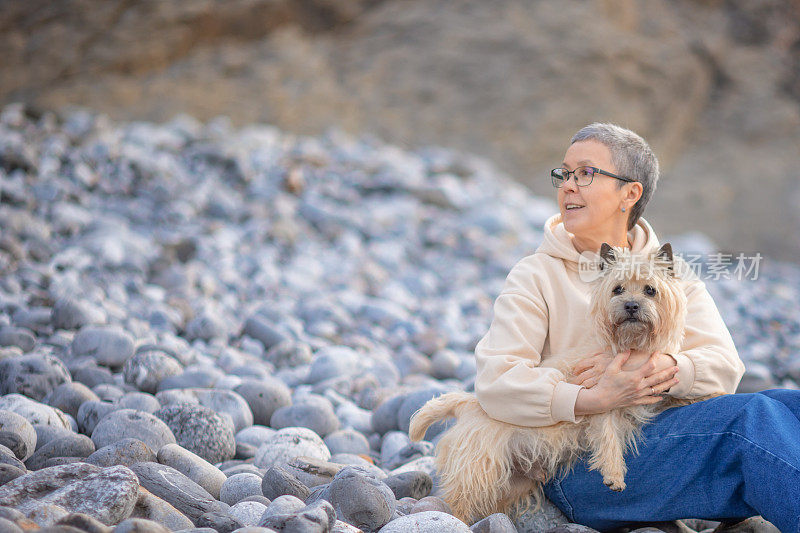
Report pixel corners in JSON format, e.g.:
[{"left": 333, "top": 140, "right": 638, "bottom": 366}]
[{"left": 626, "top": 181, "right": 643, "bottom": 204}]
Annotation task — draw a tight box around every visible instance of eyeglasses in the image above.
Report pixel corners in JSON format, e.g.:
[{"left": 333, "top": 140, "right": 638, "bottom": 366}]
[{"left": 550, "top": 166, "right": 636, "bottom": 188}]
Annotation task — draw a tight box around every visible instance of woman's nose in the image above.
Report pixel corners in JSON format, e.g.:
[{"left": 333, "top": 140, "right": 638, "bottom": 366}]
[{"left": 562, "top": 173, "right": 579, "bottom": 192}]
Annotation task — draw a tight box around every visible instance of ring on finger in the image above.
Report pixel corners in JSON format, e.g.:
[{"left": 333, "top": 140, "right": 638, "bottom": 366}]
[{"left": 651, "top": 386, "right": 655, "bottom": 395}]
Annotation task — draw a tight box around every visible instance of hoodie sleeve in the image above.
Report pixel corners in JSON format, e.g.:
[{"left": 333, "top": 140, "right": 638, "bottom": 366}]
[
  {"left": 664, "top": 275, "right": 746, "bottom": 398},
  {"left": 474, "top": 260, "right": 585, "bottom": 427}
]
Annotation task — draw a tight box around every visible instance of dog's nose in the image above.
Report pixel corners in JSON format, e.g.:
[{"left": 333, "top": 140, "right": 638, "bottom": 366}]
[{"left": 624, "top": 301, "right": 639, "bottom": 314}]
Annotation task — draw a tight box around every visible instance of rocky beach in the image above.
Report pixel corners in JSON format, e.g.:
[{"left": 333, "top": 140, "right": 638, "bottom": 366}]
[{"left": 0, "top": 102, "right": 798, "bottom": 532}]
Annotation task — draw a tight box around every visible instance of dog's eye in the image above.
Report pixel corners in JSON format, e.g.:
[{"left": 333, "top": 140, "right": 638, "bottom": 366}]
[
  {"left": 644, "top": 285, "right": 657, "bottom": 297},
  {"left": 612, "top": 285, "right": 624, "bottom": 295}
]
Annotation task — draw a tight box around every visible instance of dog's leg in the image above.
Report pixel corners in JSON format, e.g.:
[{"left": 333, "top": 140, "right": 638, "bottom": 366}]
[
  {"left": 501, "top": 473, "right": 539, "bottom": 517},
  {"left": 587, "top": 412, "right": 628, "bottom": 491}
]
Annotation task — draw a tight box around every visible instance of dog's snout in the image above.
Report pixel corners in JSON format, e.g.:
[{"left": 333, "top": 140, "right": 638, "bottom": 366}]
[{"left": 624, "top": 301, "right": 640, "bottom": 314}]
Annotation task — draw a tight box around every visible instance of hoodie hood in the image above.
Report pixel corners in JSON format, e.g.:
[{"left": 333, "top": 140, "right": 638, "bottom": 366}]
[{"left": 536, "top": 213, "right": 660, "bottom": 268}]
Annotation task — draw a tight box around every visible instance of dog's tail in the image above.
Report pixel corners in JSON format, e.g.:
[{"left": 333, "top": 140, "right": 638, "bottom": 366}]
[{"left": 409, "top": 391, "right": 478, "bottom": 441}]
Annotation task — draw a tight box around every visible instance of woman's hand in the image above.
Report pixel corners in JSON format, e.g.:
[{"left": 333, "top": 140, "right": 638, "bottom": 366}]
[
  {"left": 570, "top": 350, "right": 678, "bottom": 389},
  {"left": 573, "top": 350, "right": 680, "bottom": 416},
  {"left": 568, "top": 351, "right": 616, "bottom": 388}
]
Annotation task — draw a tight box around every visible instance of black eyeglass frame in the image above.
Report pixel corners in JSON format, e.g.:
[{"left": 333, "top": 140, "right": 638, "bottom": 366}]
[{"left": 550, "top": 166, "right": 637, "bottom": 188}]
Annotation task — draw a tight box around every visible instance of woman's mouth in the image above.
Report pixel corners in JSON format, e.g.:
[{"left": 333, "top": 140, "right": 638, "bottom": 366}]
[{"left": 565, "top": 203, "right": 585, "bottom": 211}]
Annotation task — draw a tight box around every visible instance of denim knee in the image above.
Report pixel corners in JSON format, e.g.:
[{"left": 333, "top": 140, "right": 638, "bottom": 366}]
[
  {"left": 716, "top": 393, "right": 785, "bottom": 434},
  {"left": 756, "top": 388, "right": 800, "bottom": 416}
]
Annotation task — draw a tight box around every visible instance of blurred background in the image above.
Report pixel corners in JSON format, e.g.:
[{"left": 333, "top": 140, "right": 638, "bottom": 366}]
[{"left": 2, "top": 0, "right": 799, "bottom": 260}]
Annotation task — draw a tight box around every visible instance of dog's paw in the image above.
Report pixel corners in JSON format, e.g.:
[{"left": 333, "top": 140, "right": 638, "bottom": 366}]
[{"left": 603, "top": 478, "right": 626, "bottom": 492}]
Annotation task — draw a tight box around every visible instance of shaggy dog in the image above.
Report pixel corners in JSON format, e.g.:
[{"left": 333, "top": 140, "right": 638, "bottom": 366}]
[{"left": 409, "top": 243, "right": 723, "bottom": 523}]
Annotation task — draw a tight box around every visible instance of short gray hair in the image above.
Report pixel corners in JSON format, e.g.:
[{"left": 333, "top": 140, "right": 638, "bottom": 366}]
[{"left": 570, "top": 123, "right": 659, "bottom": 231}]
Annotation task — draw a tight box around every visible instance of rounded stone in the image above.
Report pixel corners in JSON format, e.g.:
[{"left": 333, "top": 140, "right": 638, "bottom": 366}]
[
  {"left": 253, "top": 427, "right": 331, "bottom": 470},
  {"left": 112, "top": 518, "right": 171, "bottom": 533},
  {"left": 91, "top": 409, "right": 176, "bottom": 453},
  {"left": 157, "top": 369, "right": 225, "bottom": 391},
  {"left": 185, "top": 312, "right": 227, "bottom": 342},
  {"left": 397, "top": 388, "right": 450, "bottom": 434},
  {"left": 233, "top": 378, "right": 292, "bottom": 427},
  {"left": 261, "top": 465, "right": 310, "bottom": 501},
  {"left": 323, "top": 429, "right": 370, "bottom": 456},
  {"left": 0, "top": 410, "right": 37, "bottom": 461},
  {"left": 240, "top": 495, "right": 271, "bottom": 506},
  {"left": 430, "top": 349, "right": 461, "bottom": 380},
  {"left": 85, "top": 438, "right": 156, "bottom": 468},
  {"left": 383, "top": 441, "right": 433, "bottom": 471},
  {"left": 391, "top": 456, "right": 436, "bottom": 478},
  {"left": 71, "top": 326, "right": 135, "bottom": 367},
  {"left": 0, "top": 463, "right": 26, "bottom": 486},
  {"left": 0, "top": 463, "right": 140, "bottom": 526},
  {"left": 0, "top": 327, "right": 35, "bottom": 353},
  {"left": 157, "top": 443, "right": 227, "bottom": 500},
  {"left": 383, "top": 470, "right": 432, "bottom": 500},
  {"left": 320, "top": 466, "right": 396, "bottom": 532},
  {"left": 470, "top": 513, "right": 528, "bottom": 533},
  {"left": 0, "top": 517, "right": 22, "bottom": 532},
  {"left": 51, "top": 298, "right": 106, "bottom": 331},
  {"left": 264, "top": 340, "right": 313, "bottom": 369},
  {"left": 270, "top": 396, "right": 339, "bottom": 438},
  {"left": 43, "top": 382, "right": 101, "bottom": 419},
  {"left": 33, "top": 425, "right": 75, "bottom": 451},
  {"left": 0, "top": 394, "right": 71, "bottom": 429},
  {"left": 379, "top": 511, "right": 470, "bottom": 532},
  {"left": 55, "top": 511, "right": 113, "bottom": 533},
  {"left": 512, "top": 495, "right": 569, "bottom": 532},
  {"left": 228, "top": 501, "right": 268, "bottom": 527},
  {"left": 380, "top": 431, "right": 411, "bottom": 466},
  {"left": 0, "top": 444, "right": 25, "bottom": 471},
  {"left": 122, "top": 348, "right": 183, "bottom": 394},
  {"left": 236, "top": 426, "right": 276, "bottom": 449},
  {"left": 0, "top": 354, "right": 72, "bottom": 401},
  {"left": 128, "top": 489, "right": 194, "bottom": 530},
  {"left": 77, "top": 401, "right": 119, "bottom": 435},
  {"left": 115, "top": 392, "right": 161, "bottom": 413},
  {"left": 410, "top": 496, "right": 452, "bottom": 514},
  {"left": 197, "top": 511, "right": 244, "bottom": 533},
  {"left": 335, "top": 402, "right": 373, "bottom": 435},
  {"left": 307, "top": 346, "right": 361, "bottom": 384},
  {"left": 242, "top": 316, "right": 289, "bottom": 351},
  {"left": 25, "top": 433, "right": 95, "bottom": 470},
  {"left": 129, "top": 462, "right": 224, "bottom": 523},
  {"left": 259, "top": 499, "right": 334, "bottom": 532},
  {"left": 155, "top": 388, "right": 253, "bottom": 433},
  {"left": 91, "top": 385, "right": 125, "bottom": 403},
  {"left": 71, "top": 365, "right": 116, "bottom": 389},
  {"left": 370, "top": 395, "right": 405, "bottom": 435},
  {"left": 258, "top": 494, "right": 306, "bottom": 521},
  {"left": 224, "top": 464, "right": 263, "bottom": 478},
  {"left": 219, "top": 473, "right": 264, "bottom": 506},
  {"left": 153, "top": 404, "right": 235, "bottom": 464}
]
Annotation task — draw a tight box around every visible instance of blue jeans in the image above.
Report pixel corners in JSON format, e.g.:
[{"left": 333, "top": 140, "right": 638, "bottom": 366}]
[{"left": 543, "top": 390, "right": 800, "bottom": 533}]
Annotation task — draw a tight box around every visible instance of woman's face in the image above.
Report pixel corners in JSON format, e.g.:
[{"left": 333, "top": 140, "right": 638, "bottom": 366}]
[{"left": 558, "top": 140, "right": 630, "bottom": 239}]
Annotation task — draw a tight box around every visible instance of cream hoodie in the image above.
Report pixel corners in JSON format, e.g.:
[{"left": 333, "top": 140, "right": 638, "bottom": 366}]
[{"left": 474, "top": 213, "right": 746, "bottom": 427}]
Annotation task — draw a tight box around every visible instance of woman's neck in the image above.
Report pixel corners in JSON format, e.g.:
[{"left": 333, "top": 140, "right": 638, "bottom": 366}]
[{"left": 570, "top": 232, "right": 631, "bottom": 254}]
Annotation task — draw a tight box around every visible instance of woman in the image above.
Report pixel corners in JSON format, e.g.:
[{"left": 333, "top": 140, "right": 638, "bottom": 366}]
[{"left": 474, "top": 123, "right": 800, "bottom": 531}]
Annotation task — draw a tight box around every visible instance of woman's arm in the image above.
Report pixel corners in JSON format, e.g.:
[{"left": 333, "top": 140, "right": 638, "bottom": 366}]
[{"left": 474, "top": 289, "right": 586, "bottom": 427}]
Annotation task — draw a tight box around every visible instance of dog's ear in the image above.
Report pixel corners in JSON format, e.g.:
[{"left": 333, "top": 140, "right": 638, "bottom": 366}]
[
  {"left": 599, "top": 243, "right": 617, "bottom": 269},
  {"left": 655, "top": 243, "right": 675, "bottom": 276}
]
